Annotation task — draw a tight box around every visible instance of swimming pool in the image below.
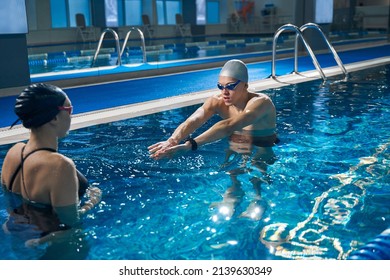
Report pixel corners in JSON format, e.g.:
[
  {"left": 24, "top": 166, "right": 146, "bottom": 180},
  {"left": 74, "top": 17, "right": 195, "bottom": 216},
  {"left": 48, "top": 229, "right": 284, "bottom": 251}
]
[
  {"left": 27, "top": 36, "right": 284, "bottom": 75},
  {"left": 0, "top": 64, "right": 388, "bottom": 260},
  {"left": 27, "top": 32, "right": 387, "bottom": 76}
]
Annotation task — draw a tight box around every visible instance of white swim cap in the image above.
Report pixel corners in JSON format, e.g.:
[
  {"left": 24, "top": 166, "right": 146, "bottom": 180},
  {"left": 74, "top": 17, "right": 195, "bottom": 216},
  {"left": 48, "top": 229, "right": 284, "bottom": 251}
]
[{"left": 219, "top": 59, "right": 248, "bottom": 83}]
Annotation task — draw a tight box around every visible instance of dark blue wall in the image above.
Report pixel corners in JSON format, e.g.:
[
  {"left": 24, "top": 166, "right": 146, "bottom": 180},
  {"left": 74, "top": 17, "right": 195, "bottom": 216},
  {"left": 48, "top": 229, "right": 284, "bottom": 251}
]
[
  {"left": 182, "top": 0, "right": 196, "bottom": 25},
  {"left": 0, "top": 34, "right": 30, "bottom": 89}
]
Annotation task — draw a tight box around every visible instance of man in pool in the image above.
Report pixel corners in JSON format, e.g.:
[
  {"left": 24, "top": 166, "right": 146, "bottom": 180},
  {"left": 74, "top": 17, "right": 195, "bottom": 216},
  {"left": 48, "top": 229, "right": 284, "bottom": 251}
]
[
  {"left": 148, "top": 59, "right": 278, "bottom": 161},
  {"left": 148, "top": 59, "right": 278, "bottom": 220}
]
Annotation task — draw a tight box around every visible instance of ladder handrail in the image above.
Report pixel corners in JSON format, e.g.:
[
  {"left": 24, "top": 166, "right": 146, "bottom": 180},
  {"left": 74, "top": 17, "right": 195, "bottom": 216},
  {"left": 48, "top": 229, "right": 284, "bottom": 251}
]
[
  {"left": 298, "top": 23, "right": 348, "bottom": 79},
  {"left": 272, "top": 24, "right": 326, "bottom": 81},
  {"left": 120, "top": 27, "right": 147, "bottom": 63},
  {"left": 91, "top": 28, "right": 122, "bottom": 67}
]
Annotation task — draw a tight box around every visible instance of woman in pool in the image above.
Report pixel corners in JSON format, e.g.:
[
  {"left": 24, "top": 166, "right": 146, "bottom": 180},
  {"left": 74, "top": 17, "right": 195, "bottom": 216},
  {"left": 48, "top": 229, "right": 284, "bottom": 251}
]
[{"left": 1, "top": 83, "right": 101, "bottom": 259}]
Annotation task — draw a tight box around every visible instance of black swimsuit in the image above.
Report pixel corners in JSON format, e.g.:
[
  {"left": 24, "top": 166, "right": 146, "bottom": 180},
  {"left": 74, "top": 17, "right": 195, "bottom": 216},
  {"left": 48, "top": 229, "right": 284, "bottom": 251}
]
[
  {"left": 3, "top": 146, "right": 89, "bottom": 251},
  {"left": 7, "top": 146, "right": 89, "bottom": 199},
  {"left": 8, "top": 146, "right": 57, "bottom": 201}
]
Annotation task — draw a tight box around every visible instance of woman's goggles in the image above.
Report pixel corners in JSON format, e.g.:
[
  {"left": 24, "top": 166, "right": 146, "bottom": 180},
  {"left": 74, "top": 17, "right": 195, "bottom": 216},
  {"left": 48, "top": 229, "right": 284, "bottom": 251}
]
[{"left": 58, "top": 105, "right": 73, "bottom": 115}]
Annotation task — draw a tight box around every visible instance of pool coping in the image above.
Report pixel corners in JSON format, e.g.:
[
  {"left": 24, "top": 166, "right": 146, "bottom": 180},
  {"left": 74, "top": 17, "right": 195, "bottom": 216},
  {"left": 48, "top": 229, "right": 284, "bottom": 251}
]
[{"left": 1, "top": 55, "right": 389, "bottom": 146}]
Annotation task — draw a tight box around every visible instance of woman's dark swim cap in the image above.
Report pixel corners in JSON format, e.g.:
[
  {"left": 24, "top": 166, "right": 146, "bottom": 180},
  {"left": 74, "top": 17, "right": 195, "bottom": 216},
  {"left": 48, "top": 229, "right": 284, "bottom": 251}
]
[{"left": 13, "top": 83, "right": 67, "bottom": 128}]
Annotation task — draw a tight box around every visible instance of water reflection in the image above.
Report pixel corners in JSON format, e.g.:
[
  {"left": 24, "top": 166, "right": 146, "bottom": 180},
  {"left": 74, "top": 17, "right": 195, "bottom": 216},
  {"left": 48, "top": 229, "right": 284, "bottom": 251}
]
[{"left": 210, "top": 133, "right": 277, "bottom": 222}]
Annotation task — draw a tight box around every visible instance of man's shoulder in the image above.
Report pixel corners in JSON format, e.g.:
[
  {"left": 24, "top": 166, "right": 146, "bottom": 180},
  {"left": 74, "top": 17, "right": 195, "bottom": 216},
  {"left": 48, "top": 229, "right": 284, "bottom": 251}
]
[
  {"left": 202, "top": 94, "right": 227, "bottom": 115},
  {"left": 247, "top": 93, "right": 275, "bottom": 112},
  {"left": 248, "top": 92, "right": 271, "bottom": 104},
  {"left": 210, "top": 93, "right": 224, "bottom": 101},
  {"left": 251, "top": 91, "right": 270, "bottom": 99},
  {"left": 205, "top": 94, "right": 225, "bottom": 106}
]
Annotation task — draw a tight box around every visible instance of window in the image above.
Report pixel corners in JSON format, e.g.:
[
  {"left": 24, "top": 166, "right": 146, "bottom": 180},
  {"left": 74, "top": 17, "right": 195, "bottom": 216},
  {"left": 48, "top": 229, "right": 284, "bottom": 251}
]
[
  {"left": 105, "top": 0, "right": 119, "bottom": 27},
  {"left": 315, "top": 0, "right": 334, "bottom": 24},
  {"left": 124, "top": 0, "right": 142, "bottom": 26},
  {"left": 68, "top": 0, "right": 91, "bottom": 27},
  {"left": 50, "top": 0, "right": 91, "bottom": 28},
  {"left": 49, "top": 0, "right": 182, "bottom": 28},
  {"left": 196, "top": 0, "right": 220, "bottom": 24},
  {"left": 206, "top": 0, "right": 219, "bottom": 24},
  {"left": 166, "top": 0, "right": 181, "bottom": 24},
  {"left": 196, "top": 0, "right": 206, "bottom": 24},
  {"left": 0, "top": 0, "right": 28, "bottom": 34},
  {"left": 156, "top": 0, "right": 181, "bottom": 25},
  {"left": 50, "top": 0, "right": 67, "bottom": 28},
  {"left": 156, "top": 0, "right": 164, "bottom": 24}
]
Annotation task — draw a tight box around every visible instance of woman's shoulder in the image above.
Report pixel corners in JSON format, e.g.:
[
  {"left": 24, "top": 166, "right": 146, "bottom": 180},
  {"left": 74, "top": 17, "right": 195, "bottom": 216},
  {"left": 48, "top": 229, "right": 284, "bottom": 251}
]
[
  {"left": 6, "top": 142, "right": 26, "bottom": 157},
  {"left": 1, "top": 143, "right": 26, "bottom": 185},
  {"left": 30, "top": 152, "right": 77, "bottom": 189},
  {"left": 40, "top": 153, "right": 78, "bottom": 204},
  {"left": 45, "top": 152, "right": 76, "bottom": 174}
]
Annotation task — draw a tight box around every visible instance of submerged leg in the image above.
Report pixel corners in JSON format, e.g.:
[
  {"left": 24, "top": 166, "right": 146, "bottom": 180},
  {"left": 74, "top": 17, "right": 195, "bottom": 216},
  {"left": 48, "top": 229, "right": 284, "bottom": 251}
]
[{"left": 210, "top": 172, "right": 245, "bottom": 220}]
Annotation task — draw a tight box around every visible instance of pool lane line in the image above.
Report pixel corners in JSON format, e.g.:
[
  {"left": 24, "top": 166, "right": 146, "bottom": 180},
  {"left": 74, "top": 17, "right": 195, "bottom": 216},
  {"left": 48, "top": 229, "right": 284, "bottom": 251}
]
[{"left": 0, "top": 56, "right": 389, "bottom": 146}]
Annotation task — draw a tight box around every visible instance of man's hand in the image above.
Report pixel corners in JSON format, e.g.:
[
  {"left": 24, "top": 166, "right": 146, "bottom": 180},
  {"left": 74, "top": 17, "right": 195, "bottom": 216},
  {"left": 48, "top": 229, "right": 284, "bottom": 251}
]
[
  {"left": 149, "top": 143, "right": 191, "bottom": 160},
  {"left": 148, "top": 139, "right": 177, "bottom": 158}
]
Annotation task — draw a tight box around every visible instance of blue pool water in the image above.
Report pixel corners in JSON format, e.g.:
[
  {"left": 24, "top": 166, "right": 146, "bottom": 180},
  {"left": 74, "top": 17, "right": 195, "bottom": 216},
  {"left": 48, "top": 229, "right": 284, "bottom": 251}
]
[
  {"left": 1, "top": 44, "right": 389, "bottom": 129},
  {"left": 0, "top": 65, "right": 389, "bottom": 260}
]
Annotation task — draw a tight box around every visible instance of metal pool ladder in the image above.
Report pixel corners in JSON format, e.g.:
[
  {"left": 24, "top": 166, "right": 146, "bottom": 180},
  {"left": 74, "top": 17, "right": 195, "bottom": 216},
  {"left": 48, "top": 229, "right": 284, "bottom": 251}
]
[
  {"left": 91, "top": 28, "right": 122, "bottom": 67},
  {"left": 120, "top": 27, "right": 147, "bottom": 63},
  {"left": 272, "top": 23, "right": 348, "bottom": 82}
]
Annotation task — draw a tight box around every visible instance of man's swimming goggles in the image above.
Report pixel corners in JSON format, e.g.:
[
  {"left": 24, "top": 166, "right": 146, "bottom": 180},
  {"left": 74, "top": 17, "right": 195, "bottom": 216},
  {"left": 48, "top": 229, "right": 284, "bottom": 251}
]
[{"left": 217, "top": 80, "right": 241, "bottom": 91}]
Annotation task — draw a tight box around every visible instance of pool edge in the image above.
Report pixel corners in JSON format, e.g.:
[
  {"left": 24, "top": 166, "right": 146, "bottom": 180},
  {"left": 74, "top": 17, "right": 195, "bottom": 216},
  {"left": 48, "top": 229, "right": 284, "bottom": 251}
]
[{"left": 1, "top": 56, "right": 389, "bottom": 146}]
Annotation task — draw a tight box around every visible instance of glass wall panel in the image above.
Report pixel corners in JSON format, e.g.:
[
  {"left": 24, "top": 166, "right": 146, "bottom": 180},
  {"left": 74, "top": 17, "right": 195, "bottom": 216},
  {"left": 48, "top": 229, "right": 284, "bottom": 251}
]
[
  {"left": 196, "top": 0, "right": 206, "bottom": 24},
  {"left": 166, "top": 1, "right": 181, "bottom": 24},
  {"left": 157, "top": 0, "right": 181, "bottom": 24},
  {"left": 157, "top": 0, "right": 164, "bottom": 24},
  {"left": 68, "top": 0, "right": 90, "bottom": 27},
  {"left": 124, "top": 0, "right": 142, "bottom": 26},
  {"left": 50, "top": 0, "right": 67, "bottom": 28},
  {"left": 206, "top": 1, "right": 219, "bottom": 24},
  {"left": 105, "top": 0, "right": 119, "bottom": 27}
]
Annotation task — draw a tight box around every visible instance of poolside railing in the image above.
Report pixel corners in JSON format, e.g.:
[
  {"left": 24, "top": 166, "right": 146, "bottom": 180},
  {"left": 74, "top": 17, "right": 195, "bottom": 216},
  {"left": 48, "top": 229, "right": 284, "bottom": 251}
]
[
  {"left": 272, "top": 23, "right": 326, "bottom": 81},
  {"left": 92, "top": 28, "right": 122, "bottom": 67},
  {"left": 120, "top": 27, "right": 147, "bottom": 63},
  {"left": 298, "top": 23, "right": 348, "bottom": 80},
  {"left": 272, "top": 22, "right": 348, "bottom": 82}
]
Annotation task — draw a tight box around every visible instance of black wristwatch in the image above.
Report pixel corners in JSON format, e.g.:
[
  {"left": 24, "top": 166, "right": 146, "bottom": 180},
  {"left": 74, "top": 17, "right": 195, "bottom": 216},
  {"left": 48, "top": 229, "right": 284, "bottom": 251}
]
[{"left": 185, "top": 137, "right": 198, "bottom": 151}]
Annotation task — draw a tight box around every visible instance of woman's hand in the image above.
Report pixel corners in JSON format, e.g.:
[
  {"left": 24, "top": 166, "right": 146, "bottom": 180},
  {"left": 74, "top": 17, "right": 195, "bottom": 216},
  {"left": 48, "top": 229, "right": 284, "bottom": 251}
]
[
  {"left": 25, "top": 238, "right": 43, "bottom": 248},
  {"left": 86, "top": 187, "right": 102, "bottom": 205},
  {"left": 79, "top": 187, "right": 102, "bottom": 215}
]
